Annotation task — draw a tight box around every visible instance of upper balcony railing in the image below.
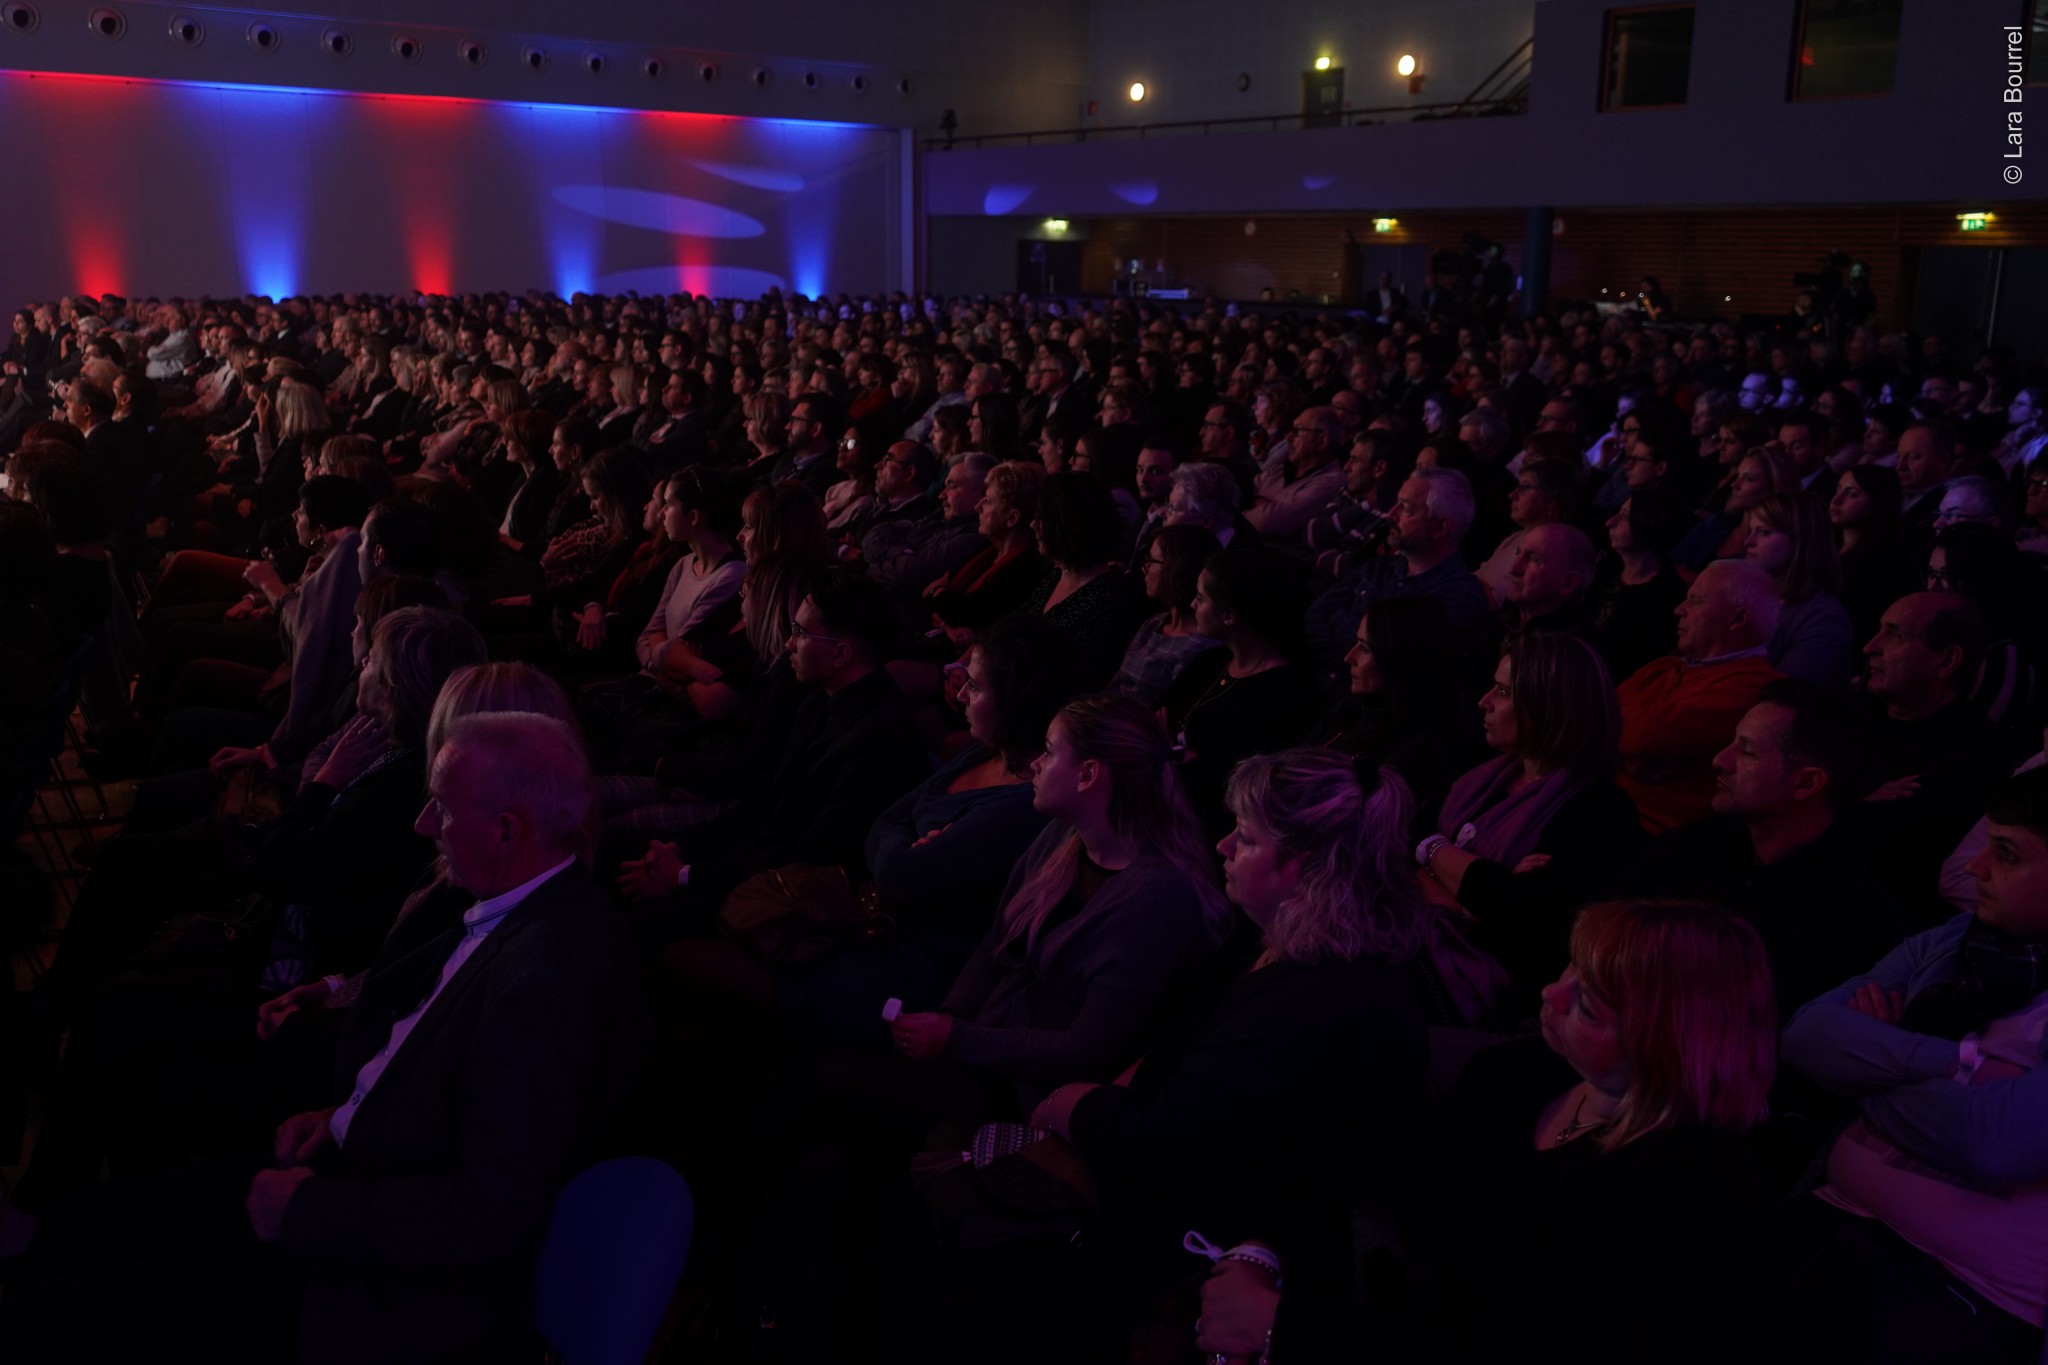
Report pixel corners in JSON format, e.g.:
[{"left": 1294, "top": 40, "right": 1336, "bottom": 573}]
[{"left": 923, "top": 36, "right": 1533, "bottom": 151}]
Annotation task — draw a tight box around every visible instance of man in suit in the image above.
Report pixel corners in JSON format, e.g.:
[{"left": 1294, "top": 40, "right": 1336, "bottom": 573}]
[
  {"left": 69, "top": 376, "right": 152, "bottom": 523},
  {"left": 0, "top": 713, "right": 647, "bottom": 1365},
  {"left": 638, "top": 366, "right": 710, "bottom": 472},
  {"left": 770, "top": 393, "right": 843, "bottom": 502},
  {"left": 1895, "top": 420, "right": 1959, "bottom": 547}
]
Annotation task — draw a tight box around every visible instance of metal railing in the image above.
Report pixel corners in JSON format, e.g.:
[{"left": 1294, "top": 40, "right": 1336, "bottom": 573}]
[{"left": 923, "top": 38, "right": 1534, "bottom": 151}]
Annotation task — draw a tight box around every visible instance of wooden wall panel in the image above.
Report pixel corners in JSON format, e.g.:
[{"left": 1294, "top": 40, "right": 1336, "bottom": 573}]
[{"left": 1077, "top": 205, "right": 2048, "bottom": 328}]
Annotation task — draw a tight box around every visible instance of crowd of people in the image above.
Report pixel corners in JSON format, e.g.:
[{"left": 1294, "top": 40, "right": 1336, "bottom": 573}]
[{"left": 0, "top": 281, "right": 2045, "bottom": 1364}]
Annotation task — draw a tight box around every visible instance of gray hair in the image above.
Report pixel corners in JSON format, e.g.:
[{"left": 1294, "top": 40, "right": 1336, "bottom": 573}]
[
  {"left": 956, "top": 450, "right": 996, "bottom": 479},
  {"left": 1170, "top": 462, "right": 1243, "bottom": 527},
  {"left": 1409, "top": 465, "right": 1476, "bottom": 540},
  {"left": 1942, "top": 475, "right": 2008, "bottom": 525},
  {"left": 439, "top": 712, "right": 592, "bottom": 848},
  {"left": 1697, "top": 560, "right": 1783, "bottom": 642}
]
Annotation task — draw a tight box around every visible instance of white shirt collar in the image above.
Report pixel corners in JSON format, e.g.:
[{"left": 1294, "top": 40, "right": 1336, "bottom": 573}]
[{"left": 464, "top": 856, "right": 575, "bottom": 934}]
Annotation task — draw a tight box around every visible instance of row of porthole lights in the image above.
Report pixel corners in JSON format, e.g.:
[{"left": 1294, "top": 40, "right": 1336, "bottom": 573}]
[
  {"left": 0, "top": 4, "right": 911, "bottom": 92},
  {"left": 1124, "top": 52, "right": 1424, "bottom": 102}
]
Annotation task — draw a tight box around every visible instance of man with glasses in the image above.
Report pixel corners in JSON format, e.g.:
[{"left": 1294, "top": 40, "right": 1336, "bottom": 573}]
[
  {"left": 1247, "top": 406, "right": 1346, "bottom": 543},
  {"left": 1305, "top": 466, "right": 1489, "bottom": 669},
  {"left": 863, "top": 451, "right": 991, "bottom": 590},
  {"left": 1021, "top": 352, "right": 1076, "bottom": 442},
  {"left": 842, "top": 441, "right": 939, "bottom": 554},
  {"left": 1932, "top": 476, "right": 2013, "bottom": 536},
  {"left": 770, "top": 393, "right": 842, "bottom": 502},
  {"left": 1196, "top": 400, "right": 1259, "bottom": 505},
  {"left": 1737, "top": 369, "right": 1776, "bottom": 414}
]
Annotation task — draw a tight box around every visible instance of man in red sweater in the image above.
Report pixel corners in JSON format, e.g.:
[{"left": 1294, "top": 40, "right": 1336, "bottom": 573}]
[{"left": 1617, "top": 560, "right": 1783, "bottom": 833}]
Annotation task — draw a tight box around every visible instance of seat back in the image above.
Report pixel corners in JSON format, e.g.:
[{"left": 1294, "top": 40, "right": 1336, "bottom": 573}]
[{"left": 535, "top": 1157, "right": 694, "bottom": 1365}]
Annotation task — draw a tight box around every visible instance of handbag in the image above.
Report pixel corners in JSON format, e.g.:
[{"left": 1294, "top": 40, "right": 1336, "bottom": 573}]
[
  {"left": 909, "top": 1121, "right": 1099, "bottom": 1251},
  {"left": 139, "top": 891, "right": 277, "bottom": 973},
  {"left": 717, "top": 863, "right": 884, "bottom": 965}
]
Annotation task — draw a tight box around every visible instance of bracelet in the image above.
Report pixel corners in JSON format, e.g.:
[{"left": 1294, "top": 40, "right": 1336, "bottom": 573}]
[
  {"left": 1414, "top": 834, "right": 1448, "bottom": 870},
  {"left": 1221, "top": 1244, "right": 1283, "bottom": 1290}
]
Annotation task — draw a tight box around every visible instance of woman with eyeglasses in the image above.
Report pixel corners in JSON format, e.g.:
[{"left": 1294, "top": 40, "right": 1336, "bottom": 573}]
[
  {"left": 822, "top": 427, "right": 878, "bottom": 531},
  {"left": 1112, "top": 523, "right": 1222, "bottom": 707}
]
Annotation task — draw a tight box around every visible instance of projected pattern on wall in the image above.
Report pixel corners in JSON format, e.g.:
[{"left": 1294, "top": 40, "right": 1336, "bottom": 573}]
[{"left": 0, "top": 72, "right": 905, "bottom": 302}]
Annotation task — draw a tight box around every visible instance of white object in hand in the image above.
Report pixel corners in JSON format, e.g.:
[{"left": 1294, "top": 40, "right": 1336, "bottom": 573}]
[{"left": 881, "top": 997, "right": 904, "bottom": 1022}]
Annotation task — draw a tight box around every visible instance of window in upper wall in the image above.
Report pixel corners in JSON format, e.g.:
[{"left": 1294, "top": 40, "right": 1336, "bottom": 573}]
[
  {"left": 1602, "top": 6, "right": 1697, "bottom": 110},
  {"left": 1790, "top": 0, "right": 1903, "bottom": 100}
]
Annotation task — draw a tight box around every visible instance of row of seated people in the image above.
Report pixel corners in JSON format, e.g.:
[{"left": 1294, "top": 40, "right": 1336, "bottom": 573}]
[{"left": 0, "top": 284, "right": 2043, "bottom": 1364}]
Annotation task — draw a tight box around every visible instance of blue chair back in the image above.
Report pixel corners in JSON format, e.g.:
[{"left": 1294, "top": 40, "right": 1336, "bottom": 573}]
[{"left": 535, "top": 1157, "right": 693, "bottom": 1365}]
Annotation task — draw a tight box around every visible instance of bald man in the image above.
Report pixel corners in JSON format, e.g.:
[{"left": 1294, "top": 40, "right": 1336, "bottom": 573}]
[{"left": 1615, "top": 561, "right": 1785, "bottom": 833}]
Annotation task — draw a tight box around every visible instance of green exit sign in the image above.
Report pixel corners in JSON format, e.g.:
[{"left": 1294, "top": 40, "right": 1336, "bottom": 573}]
[{"left": 1958, "top": 213, "right": 1992, "bottom": 231}]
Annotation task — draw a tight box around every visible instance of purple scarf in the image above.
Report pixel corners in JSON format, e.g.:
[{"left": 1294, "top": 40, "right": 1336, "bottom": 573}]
[{"left": 1438, "top": 754, "right": 1592, "bottom": 869}]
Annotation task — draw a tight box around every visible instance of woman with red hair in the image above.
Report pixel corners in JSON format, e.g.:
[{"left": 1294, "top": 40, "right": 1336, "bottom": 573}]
[{"left": 1198, "top": 899, "right": 1778, "bottom": 1363}]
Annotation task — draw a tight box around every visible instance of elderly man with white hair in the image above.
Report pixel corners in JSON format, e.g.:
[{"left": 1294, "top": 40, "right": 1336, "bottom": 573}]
[
  {"left": 0, "top": 713, "right": 648, "bottom": 1365},
  {"left": 252, "top": 710, "right": 647, "bottom": 1363},
  {"left": 1613, "top": 560, "right": 1785, "bottom": 833}
]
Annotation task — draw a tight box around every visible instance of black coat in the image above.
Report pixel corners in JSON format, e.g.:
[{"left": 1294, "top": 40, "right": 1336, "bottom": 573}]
[
  {"left": 673, "top": 667, "right": 930, "bottom": 903},
  {"left": 280, "top": 862, "right": 648, "bottom": 1365}
]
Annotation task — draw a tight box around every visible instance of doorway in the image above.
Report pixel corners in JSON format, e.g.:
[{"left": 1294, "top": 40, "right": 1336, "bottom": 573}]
[
  {"left": 1017, "top": 238, "right": 1084, "bottom": 296},
  {"left": 1302, "top": 67, "right": 1344, "bottom": 128}
]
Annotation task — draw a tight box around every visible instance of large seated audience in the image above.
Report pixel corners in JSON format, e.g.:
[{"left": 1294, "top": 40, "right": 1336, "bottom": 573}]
[{"left": 1, "top": 281, "right": 2046, "bottom": 1363}]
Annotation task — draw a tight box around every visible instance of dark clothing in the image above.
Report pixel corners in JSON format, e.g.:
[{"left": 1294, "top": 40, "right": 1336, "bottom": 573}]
[
  {"left": 1455, "top": 777, "right": 1644, "bottom": 1015},
  {"left": 1610, "top": 819, "right": 1913, "bottom": 1013},
  {"left": 1306, "top": 553, "right": 1491, "bottom": 670},
  {"left": 1316, "top": 694, "right": 1486, "bottom": 823},
  {"left": 939, "top": 828, "right": 1225, "bottom": 1110},
  {"left": 667, "top": 667, "right": 930, "bottom": 907},
  {"left": 1068, "top": 936, "right": 1428, "bottom": 1243},
  {"left": 282, "top": 862, "right": 648, "bottom": 1365},
  {"left": 1588, "top": 561, "right": 1684, "bottom": 684},
  {"left": 1017, "top": 567, "right": 1151, "bottom": 689},
  {"left": 1409, "top": 1040, "right": 1772, "bottom": 1363},
  {"left": 780, "top": 747, "right": 1050, "bottom": 1053},
  {"left": 1849, "top": 697, "right": 2015, "bottom": 923},
  {"left": 1162, "top": 651, "right": 1318, "bottom": 835},
  {"left": 927, "top": 545, "right": 1045, "bottom": 634}
]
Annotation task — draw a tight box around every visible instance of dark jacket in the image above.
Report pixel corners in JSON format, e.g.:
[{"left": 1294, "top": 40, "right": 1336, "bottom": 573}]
[
  {"left": 282, "top": 862, "right": 648, "bottom": 1365},
  {"left": 941, "top": 823, "right": 1226, "bottom": 1108},
  {"left": 674, "top": 666, "right": 930, "bottom": 903},
  {"left": 1268, "top": 1038, "right": 1770, "bottom": 1363},
  {"left": 243, "top": 745, "right": 433, "bottom": 975},
  {"left": 1454, "top": 776, "right": 1644, "bottom": 1016},
  {"left": 1068, "top": 934, "right": 1428, "bottom": 1241}
]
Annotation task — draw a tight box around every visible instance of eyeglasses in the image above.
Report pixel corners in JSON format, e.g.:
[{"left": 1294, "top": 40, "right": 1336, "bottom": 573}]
[
  {"left": 788, "top": 621, "right": 842, "bottom": 645},
  {"left": 840, "top": 437, "right": 862, "bottom": 450}
]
